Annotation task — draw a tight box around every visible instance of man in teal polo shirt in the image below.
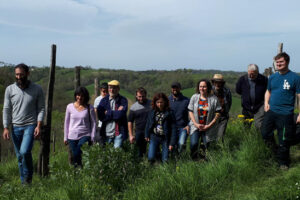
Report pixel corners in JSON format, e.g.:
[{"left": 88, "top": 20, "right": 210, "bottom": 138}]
[{"left": 262, "top": 52, "right": 300, "bottom": 170}]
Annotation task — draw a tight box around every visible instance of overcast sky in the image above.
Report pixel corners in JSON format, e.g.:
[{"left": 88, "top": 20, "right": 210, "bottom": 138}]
[{"left": 0, "top": 0, "right": 299, "bottom": 72}]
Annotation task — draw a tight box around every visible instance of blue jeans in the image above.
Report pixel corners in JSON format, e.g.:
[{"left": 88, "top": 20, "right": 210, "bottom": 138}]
[
  {"left": 68, "top": 136, "right": 91, "bottom": 166},
  {"left": 190, "top": 130, "right": 207, "bottom": 159},
  {"left": 106, "top": 134, "right": 123, "bottom": 148},
  {"left": 12, "top": 124, "right": 36, "bottom": 184},
  {"left": 177, "top": 128, "right": 188, "bottom": 153},
  {"left": 148, "top": 134, "right": 169, "bottom": 163}
]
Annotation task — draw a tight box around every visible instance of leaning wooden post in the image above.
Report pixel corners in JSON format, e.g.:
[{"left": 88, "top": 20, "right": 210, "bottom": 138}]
[
  {"left": 75, "top": 66, "right": 81, "bottom": 89},
  {"left": 94, "top": 78, "right": 99, "bottom": 97},
  {"left": 38, "top": 44, "right": 56, "bottom": 176},
  {"left": 273, "top": 43, "right": 283, "bottom": 72}
]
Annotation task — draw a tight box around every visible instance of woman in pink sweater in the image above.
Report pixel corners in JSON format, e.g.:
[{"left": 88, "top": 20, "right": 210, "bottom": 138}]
[{"left": 64, "top": 87, "right": 96, "bottom": 167}]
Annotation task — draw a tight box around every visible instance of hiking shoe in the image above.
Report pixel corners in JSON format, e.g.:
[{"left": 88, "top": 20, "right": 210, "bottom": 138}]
[{"left": 279, "top": 165, "right": 289, "bottom": 170}]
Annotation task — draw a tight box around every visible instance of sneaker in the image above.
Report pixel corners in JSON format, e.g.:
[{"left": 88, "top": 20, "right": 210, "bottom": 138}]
[{"left": 279, "top": 165, "right": 289, "bottom": 170}]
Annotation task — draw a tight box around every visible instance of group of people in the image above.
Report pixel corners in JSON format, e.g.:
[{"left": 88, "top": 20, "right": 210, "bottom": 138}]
[{"left": 2, "top": 52, "right": 300, "bottom": 184}]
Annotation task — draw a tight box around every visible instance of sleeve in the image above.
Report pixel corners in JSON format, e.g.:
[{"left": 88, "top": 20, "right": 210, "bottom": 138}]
[
  {"left": 3, "top": 87, "right": 12, "bottom": 128},
  {"left": 107, "top": 97, "right": 128, "bottom": 120},
  {"left": 169, "top": 111, "right": 177, "bottom": 146},
  {"left": 236, "top": 77, "right": 242, "bottom": 95},
  {"left": 128, "top": 109, "right": 135, "bottom": 123},
  {"left": 188, "top": 95, "right": 195, "bottom": 112},
  {"left": 97, "top": 98, "right": 108, "bottom": 122},
  {"left": 227, "top": 89, "right": 232, "bottom": 112},
  {"left": 183, "top": 99, "right": 190, "bottom": 126},
  {"left": 37, "top": 86, "right": 45, "bottom": 122},
  {"left": 144, "top": 112, "right": 152, "bottom": 138},
  {"left": 215, "top": 97, "right": 222, "bottom": 113},
  {"left": 64, "top": 105, "right": 71, "bottom": 141},
  {"left": 90, "top": 105, "right": 97, "bottom": 141},
  {"left": 94, "top": 97, "right": 100, "bottom": 108}
]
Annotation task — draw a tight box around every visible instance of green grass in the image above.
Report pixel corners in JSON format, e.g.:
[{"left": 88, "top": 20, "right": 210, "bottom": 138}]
[{"left": 1, "top": 119, "right": 300, "bottom": 200}]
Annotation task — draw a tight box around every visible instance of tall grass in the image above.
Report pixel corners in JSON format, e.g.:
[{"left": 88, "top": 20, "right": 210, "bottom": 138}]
[{"left": 0, "top": 119, "right": 300, "bottom": 200}]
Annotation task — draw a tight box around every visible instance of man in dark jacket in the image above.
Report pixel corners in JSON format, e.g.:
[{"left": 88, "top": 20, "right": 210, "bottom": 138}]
[
  {"left": 97, "top": 80, "right": 128, "bottom": 148},
  {"left": 168, "top": 82, "right": 189, "bottom": 153},
  {"left": 236, "top": 64, "right": 268, "bottom": 130}
]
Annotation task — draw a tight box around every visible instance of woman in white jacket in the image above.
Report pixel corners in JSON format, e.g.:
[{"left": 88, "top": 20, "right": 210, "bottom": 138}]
[{"left": 188, "top": 79, "right": 221, "bottom": 160}]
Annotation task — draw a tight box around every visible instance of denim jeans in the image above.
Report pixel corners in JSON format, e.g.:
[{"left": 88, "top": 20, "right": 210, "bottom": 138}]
[
  {"left": 190, "top": 130, "right": 207, "bottom": 160},
  {"left": 106, "top": 134, "right": 123, "bottom": 148},
  {"left": 68, "top": 136, "right": 91, "bottom": 166},
  {"left": 148, "top": 134, "right": 168, "bottom": 163},
  {"left": 178, "top": 128, "right": 188, "bottom": 153},
  {"left": 12, "top": 124, "right": 36, "bottom": 184}
]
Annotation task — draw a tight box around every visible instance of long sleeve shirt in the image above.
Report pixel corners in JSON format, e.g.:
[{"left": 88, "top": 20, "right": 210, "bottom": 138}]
[
  {"left": 64, "top": 103, "right": 96, "bottom": 141},
  {"left": 3, "top": 82, "right": 45, "bottom": 128}
]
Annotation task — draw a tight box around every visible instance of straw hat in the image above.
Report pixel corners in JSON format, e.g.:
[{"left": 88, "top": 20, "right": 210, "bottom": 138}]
[{"left": 211, "top": 74, "right": 225, "bottom": 83}]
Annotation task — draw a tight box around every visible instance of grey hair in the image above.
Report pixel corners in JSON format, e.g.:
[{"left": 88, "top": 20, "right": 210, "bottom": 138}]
[{"left": 247, "top": 64, "right": 259, "bottom": 72}]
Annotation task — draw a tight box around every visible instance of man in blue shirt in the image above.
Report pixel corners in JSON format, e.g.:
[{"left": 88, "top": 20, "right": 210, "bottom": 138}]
[
  {"left": 262, "top": 52, "right": 300, "bottom": 170},
  {"left": 168, "top": 82, "right": 189, "bottom": 153}
]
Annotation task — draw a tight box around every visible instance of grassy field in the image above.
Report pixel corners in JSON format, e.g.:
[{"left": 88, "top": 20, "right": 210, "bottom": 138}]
[{"left": 1, "top": 118, "right": 300, "bottom": 200}]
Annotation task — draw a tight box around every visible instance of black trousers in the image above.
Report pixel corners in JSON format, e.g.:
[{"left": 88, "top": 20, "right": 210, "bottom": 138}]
[{"left": 261, "top": 110, "right": 295, "bottom": 166}]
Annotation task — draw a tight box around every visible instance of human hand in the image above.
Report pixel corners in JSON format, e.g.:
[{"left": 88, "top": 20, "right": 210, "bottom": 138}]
[
  {"left": 184, "top": 126, "right": 190, "bottom": 135},
  {"left": 145, "top": 137, "right": 150, "bottom": 142},
  {"left": 64, "top": 140, "right": 68, "bottom": 145},
  {"left": 34, "top": 126, "right": 41, "bottom": 138},
  {"left": 118, "top": 106, "right": 124, "bottom": 111},
  {"left": 2, "top": 128, "right": 10, "bottom": 140},
  {"left": 169, "top": 145, "right": 173, "bottom": 151},
  {"left": 264, "top": 103, "right": 270, "bottom": 112},
  {"left": 297, "top": 114, "right": 300, "bottom": 124},
  {"left": 129, "top": 135, "right": 135, "bottom": 144}
]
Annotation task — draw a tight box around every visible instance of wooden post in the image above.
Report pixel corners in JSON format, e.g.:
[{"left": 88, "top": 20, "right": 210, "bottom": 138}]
[
  {"left": 273, "top": 43, "right": 283, "bottom": 72},
  {"left": 38, "top": 44, "right": 56, "bottom": 176},
  {"left": 75, "top": 66, "right": 81, "bottom": 89},
  {"left": 94, "top": 78, "right": 99, "bottom": 97}
]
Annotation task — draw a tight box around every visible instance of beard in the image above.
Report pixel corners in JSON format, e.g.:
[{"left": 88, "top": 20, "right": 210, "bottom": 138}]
[{"left": 16, "top": 77, "right": 28, "bottom": 87}]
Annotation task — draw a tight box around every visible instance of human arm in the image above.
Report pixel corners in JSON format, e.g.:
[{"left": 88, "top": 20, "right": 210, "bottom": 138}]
[
  {"left": 90, "top": 105, "right": 97, "bottom": 142},
  {"left": 2, "top": 87, "right": 12, "bottom": 140},
  {"left": 144, "top": 112, "right": 152, "bottom": 142},
  {"left": 169, "top": 111, "right": 177, "bottom": 149},
  {"left": 189, "top": 111, "right": 202, "bottom": 130},
  {"left": 264, "top": 90, "right": 271, "bottom": 112},
  {"left": 235, "top": 77, "right": 242, "bottom": 95},
  {"left": 64, "top": 105, "right": 70, "bottom": 144},
  {"left": 128, "top": 122, "right": 135, "bottom": 143}
]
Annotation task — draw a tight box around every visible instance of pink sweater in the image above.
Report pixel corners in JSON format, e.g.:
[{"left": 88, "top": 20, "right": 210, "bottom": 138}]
[{"left": 64, "top": 103, "right": 96, "bottom": 141}]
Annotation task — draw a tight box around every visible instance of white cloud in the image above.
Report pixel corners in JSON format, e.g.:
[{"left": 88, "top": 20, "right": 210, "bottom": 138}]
[{"left": 0, "top": 0, "right": 98, "bottom": 34}]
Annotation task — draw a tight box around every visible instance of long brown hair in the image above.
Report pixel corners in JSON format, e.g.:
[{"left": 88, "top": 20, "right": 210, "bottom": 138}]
[{"left": 151, "top": 93, "right": 169, "bottom": 112}]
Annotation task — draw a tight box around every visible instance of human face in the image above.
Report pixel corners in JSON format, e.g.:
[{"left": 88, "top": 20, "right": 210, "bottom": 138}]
[
  {"left": 199, "top": 81, "right": 208, "bottom": 96},
  {"left": 213, "top": 81, "right": 223, "bottom": 91},
  {"left": 15, "top": 67, "right": 29, "bottom": 86},
  {"left": 171, "top": 87, "right": 180, "bottom": 97},
  {"left": 76, "top": 94, "right": 85, "bottom": 105},
  {"left": 275, "top": 57, "right": 289, "bottom": 73},
  {"left": 108, "top": 85, "right": 119, "bottom": 98},
  {"left": 156, "top": 98, "right": 165, "bottom": 111},
  {"left": 100, "top": 88, "right": 108, "bottom": 97},
  {"left": 136, "top": 92, "right": 147, "bottom": 104},
  {"left": 248, "top": 70, "right": 258, "bottom": 80}
]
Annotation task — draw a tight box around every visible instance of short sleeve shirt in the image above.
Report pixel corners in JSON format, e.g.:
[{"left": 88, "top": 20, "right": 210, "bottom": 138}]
[{"left": 268, "top": 70, "right": 300, "bottom": 115}]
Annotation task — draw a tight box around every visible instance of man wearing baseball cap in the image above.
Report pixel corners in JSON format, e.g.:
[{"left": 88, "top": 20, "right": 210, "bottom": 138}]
[
  {"left": 97, "top": 80, "right": 128, "bottom": 148},
  {"left": 211, "top": 74, "right": 232, "bottom": 140},
  {"left": 168, "top": 82, "right": 190, "bottom": 153}
]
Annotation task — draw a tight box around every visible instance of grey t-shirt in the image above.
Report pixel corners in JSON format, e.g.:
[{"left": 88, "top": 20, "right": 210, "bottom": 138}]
[
  {"left": 105, "top": 97, "right": 116, "bottom": 138},
  {"left": 3, "top": 82, "right": 45, "bottom": 128}
]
